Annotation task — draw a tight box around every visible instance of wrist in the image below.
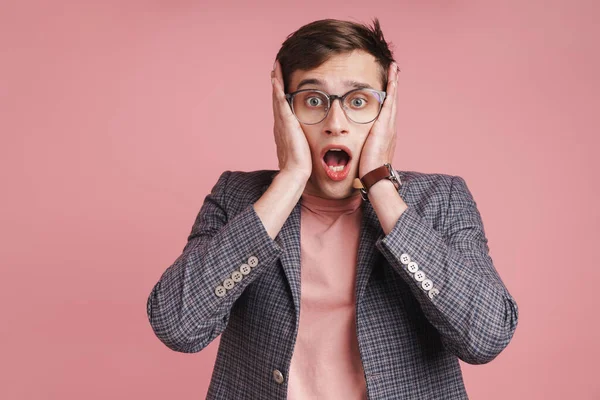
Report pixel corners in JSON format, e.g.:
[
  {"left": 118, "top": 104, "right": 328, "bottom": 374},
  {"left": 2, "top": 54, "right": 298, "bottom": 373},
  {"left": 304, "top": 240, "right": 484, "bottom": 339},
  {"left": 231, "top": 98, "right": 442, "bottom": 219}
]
[
  {"left": 359, "top": 162, "right": 388, "bottom": 179},
  {"left": 356, "top": 163, "right": 401, "bottom": 201},
  {"left": 276, "top": 169, "right": 310, "bottom": 188},
  {"left": 367, "top": 178, "right": 401, "bottom": 199}
]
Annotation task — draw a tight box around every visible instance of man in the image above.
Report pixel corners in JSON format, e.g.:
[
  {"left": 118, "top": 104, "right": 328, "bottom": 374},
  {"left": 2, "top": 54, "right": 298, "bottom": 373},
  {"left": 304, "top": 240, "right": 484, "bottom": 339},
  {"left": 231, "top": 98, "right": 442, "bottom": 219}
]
[{"left": 147, "top": 18, "right": 519, "bottom": 399}]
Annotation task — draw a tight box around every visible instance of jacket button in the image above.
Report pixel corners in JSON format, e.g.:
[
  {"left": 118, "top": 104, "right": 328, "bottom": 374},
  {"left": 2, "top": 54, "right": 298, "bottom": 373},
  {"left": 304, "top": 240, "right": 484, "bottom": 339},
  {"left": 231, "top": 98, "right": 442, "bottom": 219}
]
[
  {"left": 215, "top": 286, "right": 226, "bottom": 298},
  {"left": 273, "top": 369, "right": 284, "bottom": 384},
  {"left": 223, "top": 278, "right": 235, "bottom": 290},
  {"left": 400, "top": 253, "right": 411, "bottom": 265},
  {"left": 240, "top": 264, "right": 251, "bottom": 275},
  {"left": 421, "top": 279, "right": 433, "bottom": 291},
  {"left": 248, "top": 255, "right": 259, "bottom": 268},
  {"left": 414, "top": 270, "right": 426, "bottom": 282},
  {"left": 407, "top": 261, "right": 419, "bottom": 273},
  {"left": 231, "top": 271, "right": 243, "bottom": 282}
]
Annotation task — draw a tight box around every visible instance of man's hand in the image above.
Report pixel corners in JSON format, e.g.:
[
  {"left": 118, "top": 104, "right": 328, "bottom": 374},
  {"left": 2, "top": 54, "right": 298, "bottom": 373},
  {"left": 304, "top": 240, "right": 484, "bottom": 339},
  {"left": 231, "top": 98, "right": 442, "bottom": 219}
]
[
  {"left": 358, "top": 62, "right": 400, "bottom": 178},
  {"left": 271, "top": 60, "right": 312, "bottom": 182}
]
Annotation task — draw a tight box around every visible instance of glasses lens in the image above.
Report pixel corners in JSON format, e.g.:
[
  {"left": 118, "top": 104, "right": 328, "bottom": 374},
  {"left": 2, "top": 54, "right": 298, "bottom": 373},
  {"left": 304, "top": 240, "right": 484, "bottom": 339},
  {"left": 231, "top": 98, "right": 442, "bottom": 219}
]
[
  {"left": 291, "top": 91, "right": 329, "bottom": 124},
  {"left": 342, "top": 89, "right": 385, "bottom": 123}
]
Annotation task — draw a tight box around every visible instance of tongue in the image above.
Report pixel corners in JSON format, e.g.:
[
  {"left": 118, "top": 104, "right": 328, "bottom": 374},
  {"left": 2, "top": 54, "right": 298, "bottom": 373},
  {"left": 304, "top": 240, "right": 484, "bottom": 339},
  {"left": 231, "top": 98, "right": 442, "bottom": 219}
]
[{"left": 324, "top": 150, "right": 349, "bottom": 167}]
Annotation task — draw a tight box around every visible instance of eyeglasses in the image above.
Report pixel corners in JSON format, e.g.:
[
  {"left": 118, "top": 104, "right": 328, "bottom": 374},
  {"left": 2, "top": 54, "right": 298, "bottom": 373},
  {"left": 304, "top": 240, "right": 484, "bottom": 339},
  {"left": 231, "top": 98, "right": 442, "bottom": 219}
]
[{"left": 285, "top": 88, "right": 387, "bottom": 125}]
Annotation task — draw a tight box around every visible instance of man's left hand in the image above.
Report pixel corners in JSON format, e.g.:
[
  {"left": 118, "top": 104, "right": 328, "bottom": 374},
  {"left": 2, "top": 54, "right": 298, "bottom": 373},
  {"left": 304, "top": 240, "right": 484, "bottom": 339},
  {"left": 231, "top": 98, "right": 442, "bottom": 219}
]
[{"left": 358, "top": 62, "right": 400, "bottom": 178}]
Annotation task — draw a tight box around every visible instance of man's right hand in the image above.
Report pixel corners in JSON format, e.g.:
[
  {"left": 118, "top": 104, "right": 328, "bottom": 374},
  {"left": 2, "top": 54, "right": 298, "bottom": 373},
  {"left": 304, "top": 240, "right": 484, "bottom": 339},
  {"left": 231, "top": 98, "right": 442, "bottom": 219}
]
[{"left": 271, "top": 60, "right": 312, "bottom": 182}]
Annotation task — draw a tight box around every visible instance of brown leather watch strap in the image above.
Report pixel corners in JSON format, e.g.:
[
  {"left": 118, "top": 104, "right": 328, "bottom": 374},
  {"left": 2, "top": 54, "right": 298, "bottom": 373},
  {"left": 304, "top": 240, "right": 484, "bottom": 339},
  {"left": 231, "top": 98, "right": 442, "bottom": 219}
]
[{"left": 360, "top": 165, "right": 392, "bottom": 191}]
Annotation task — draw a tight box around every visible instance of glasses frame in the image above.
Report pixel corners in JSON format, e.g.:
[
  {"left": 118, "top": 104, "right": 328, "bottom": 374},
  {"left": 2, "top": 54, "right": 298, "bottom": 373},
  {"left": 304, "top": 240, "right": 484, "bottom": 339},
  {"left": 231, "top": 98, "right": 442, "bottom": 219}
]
[{"left": 285, "top": 88, "right": 387, "bottom": 125}]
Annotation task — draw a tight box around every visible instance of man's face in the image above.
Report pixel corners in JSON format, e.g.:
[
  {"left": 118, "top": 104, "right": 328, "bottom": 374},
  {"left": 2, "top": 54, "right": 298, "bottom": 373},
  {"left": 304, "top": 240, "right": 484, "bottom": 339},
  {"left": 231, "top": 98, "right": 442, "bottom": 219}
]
[{"left": 288, "top": 50, "right": 384, "bottom": 200}]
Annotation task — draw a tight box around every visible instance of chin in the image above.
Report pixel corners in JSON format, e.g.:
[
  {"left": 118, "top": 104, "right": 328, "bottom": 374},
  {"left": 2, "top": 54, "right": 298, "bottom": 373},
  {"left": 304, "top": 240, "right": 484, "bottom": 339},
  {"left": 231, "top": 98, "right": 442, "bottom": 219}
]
[{"left": 308, "top": 174, "right": 356, "bottom": 199}]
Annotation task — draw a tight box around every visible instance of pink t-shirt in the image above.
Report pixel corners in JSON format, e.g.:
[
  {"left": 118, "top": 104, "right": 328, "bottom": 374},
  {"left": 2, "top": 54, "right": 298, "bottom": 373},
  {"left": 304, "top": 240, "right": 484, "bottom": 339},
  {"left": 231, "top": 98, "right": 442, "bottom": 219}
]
[{"left": 287, "top": 191, "right": 367, "bottom": 399}]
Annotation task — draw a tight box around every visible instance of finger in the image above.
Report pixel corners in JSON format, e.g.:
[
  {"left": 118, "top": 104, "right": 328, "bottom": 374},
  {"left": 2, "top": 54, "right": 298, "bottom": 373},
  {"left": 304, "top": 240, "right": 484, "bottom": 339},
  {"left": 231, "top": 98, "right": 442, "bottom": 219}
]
[
  {"left": 272, "top": 74, "right": 292, "bottom": 119},
  {"left": 271, "top": 60, "right": 295, "bottom": 120},
  {"left": 274, "top": 58, "right": 284, "bottom": 89},
  {"left": 378, "top": 62, "right": 399, "bottom": 124},
  {"left": 387, "top": 62, "right": 399, "bottom": 110},
  {"left": 271, "top": 61, "right": 284, "bottom": 107},
  {"left": 390, "top": 63, "right": 399, "bottom": 129},
  {"left": 390, "top": 64, "right": 399, "bottom": 159},
  {"left": 271, "top": 65, "right": 280, "bottom": 116}
]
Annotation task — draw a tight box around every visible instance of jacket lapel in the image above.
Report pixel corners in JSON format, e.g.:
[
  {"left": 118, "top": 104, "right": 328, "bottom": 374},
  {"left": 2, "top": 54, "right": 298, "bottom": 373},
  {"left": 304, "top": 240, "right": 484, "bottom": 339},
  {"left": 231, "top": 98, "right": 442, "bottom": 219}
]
[
  {"left": 261, "top": 172, "right": 302, "bottom": 324},
  {"left": 355, "top": 199, "right": 384, "bottom": 305},
  {"left": 355, "top": 171, "right": 409, "bottom": 304},
  {"left": 276, "top": 200, "right": 302, "bottom": 325}
]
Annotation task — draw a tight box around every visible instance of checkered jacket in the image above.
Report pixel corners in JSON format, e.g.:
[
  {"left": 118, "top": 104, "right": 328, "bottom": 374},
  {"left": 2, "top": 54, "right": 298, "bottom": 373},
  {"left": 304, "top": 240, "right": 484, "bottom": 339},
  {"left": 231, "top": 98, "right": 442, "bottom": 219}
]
[{"left": 147, "top": 169, "right": 519, "bottom": 399}]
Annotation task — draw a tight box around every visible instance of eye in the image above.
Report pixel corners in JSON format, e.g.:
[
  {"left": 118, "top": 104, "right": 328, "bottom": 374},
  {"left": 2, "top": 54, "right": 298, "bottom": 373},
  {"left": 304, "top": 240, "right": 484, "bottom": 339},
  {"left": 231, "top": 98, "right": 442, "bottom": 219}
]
[
  {"left": 305, "top": 96, "right": 324, "bottom": 107},
  {"left": 349, "top": 96, "right": 368, "bottom": 109}
]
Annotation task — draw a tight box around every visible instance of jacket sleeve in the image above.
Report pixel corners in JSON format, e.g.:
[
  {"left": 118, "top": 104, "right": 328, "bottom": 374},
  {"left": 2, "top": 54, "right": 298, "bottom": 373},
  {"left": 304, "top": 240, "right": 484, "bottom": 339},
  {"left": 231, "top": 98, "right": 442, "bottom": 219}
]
[
  {"left": 146, "top": 170, "right": 284, "bottom": 353},
  {"left": 375, "top": 175, "right": 519, "bottom": 365}
]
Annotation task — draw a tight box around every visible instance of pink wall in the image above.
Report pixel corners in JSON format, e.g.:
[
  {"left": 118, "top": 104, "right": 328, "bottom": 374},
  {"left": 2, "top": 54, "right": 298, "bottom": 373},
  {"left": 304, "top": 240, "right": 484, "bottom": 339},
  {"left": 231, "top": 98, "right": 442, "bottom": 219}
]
[{"left": 1, "top": 0, "right": 598, "bottom": 398}]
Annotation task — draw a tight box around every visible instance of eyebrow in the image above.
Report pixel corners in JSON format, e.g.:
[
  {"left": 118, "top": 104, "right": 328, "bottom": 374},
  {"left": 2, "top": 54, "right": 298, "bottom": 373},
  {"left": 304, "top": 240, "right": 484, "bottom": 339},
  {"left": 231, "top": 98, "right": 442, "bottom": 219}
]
[{"left": 296, "top": 78, "right": 374, "bottom": 91}]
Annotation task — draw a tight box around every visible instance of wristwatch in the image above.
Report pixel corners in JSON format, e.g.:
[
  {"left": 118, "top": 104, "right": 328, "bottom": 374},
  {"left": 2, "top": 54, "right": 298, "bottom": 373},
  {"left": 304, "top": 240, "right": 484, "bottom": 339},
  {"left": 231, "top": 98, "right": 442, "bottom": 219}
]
[{"left": 353, "top": 163, "right": 402, "bottom": 201}]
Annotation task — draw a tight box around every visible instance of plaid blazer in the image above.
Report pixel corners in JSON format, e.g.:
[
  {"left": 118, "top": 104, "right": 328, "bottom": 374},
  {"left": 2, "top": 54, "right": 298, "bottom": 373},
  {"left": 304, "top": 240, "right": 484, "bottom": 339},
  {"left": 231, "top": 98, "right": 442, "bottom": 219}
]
[{"left": 147, "top": 169, "right": 519, "bottom": 399}]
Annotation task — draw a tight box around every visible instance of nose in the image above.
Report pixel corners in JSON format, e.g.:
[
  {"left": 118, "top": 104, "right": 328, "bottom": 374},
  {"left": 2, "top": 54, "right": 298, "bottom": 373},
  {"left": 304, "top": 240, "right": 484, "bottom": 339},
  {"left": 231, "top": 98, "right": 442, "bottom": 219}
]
[{"left": 322, "top": 99, "right": 349, "bottom": 136}]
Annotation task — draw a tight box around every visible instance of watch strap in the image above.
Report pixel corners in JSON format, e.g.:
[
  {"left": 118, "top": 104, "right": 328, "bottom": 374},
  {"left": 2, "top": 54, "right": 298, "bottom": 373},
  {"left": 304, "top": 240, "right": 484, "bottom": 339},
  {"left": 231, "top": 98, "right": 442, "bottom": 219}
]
[
  {"left": 353, "top": 163, "right": 402, "bottom": 201},
  {"left": 360, "top": 164, "right": 392, "bottom": 192}
]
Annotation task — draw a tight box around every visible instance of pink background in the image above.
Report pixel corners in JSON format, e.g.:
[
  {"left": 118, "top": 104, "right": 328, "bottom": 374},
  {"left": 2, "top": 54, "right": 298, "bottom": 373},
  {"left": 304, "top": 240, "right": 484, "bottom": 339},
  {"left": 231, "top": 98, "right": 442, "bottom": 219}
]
[{"left": 1, "top": 0, "right": 598, "bottom": 398}]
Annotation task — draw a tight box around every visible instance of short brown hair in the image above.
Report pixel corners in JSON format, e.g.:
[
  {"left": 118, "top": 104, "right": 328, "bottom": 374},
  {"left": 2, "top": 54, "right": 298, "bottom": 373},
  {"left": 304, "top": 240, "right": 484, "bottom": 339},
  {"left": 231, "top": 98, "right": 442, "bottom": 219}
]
[{"left": 275, "top": 18, "right": 396, "bottom": 93}]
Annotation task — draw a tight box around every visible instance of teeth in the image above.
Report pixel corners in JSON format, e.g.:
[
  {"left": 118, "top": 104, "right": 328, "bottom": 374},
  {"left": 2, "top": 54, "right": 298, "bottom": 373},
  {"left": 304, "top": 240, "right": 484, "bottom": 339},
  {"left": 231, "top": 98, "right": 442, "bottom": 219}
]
[
  {"left": 329, "top": 148, "right": 342, "bottom": 151},
  {"left": 328, "top": 165, "right": 345, "bottom": 172}
]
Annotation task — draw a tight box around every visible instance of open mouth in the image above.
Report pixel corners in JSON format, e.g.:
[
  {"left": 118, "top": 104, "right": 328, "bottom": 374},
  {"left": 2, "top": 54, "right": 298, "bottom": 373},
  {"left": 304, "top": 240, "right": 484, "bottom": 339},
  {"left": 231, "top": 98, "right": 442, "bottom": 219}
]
[
  {"left": 321, "top": 146, "right": 352, "bottom": 181},
  {"left": 323, "top": 149, "right": 350, "bottom": 171}
]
